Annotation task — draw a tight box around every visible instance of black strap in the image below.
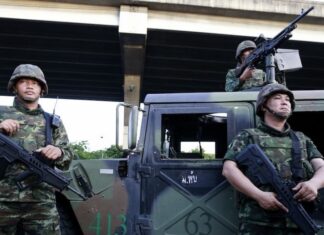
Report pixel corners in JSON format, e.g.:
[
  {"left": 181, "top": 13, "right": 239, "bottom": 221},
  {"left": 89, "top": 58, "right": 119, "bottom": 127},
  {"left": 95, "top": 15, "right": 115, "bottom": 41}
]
[
  {"left": 42, "top": 112, "right": 57, "bottom": 167},
  {"left": 289, "top": 130, "right": 304, "bottom": 183},
  {"left": 43, "top": 112, "right": 53, "bottom": 146},
  {"left": 0, "top": 158, "right": 9, "bottom": 179}
]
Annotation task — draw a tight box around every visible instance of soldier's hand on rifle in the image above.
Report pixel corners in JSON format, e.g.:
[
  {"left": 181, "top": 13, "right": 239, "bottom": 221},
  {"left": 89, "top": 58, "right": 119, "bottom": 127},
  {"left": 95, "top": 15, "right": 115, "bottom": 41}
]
[
  {"left": 239, "top": 67, "right": 254, "bottom": 82},
  {"left": 0, "top": 119, "right": 20, "bottom": 136},
  {"left": 36, "top": 145, "right": 62, "bottom": 160},
  {"left": 256, "top": 191, "right": 289, "bottom": 212},
  {"left": 292, "top": 181, "right": 318, "bottom": 202}
]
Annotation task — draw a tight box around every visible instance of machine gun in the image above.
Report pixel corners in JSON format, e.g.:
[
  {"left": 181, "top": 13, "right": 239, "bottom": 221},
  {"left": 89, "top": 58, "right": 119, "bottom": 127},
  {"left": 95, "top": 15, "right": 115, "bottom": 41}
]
[
  {"left": 235, "top": 144, "right": 321, "bottom": 235},
  {"left": 235, "top": 6, "right": 314, "bottom": 83},
  {"left": 0, "top": 133, "right": 86, "bottom": 200}
]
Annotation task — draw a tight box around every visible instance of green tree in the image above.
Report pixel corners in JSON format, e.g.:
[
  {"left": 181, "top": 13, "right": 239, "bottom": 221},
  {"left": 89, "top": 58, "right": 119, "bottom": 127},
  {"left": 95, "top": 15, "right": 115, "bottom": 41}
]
[
  {"left": 104, "top": 145, "right": 124, "bottom": 158},
  {"left": 69, "top": 141, "right": 123, "bottom": 159}
]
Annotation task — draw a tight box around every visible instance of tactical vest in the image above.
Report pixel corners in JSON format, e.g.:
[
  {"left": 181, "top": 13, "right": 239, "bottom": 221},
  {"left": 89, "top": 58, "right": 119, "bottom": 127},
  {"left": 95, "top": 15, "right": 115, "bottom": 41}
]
[
  {"left": 238, "top": 128, "right": 319, "bottom": 221},
  {"left": 244, "top": 128, "right": 314, "bottom": 183}
]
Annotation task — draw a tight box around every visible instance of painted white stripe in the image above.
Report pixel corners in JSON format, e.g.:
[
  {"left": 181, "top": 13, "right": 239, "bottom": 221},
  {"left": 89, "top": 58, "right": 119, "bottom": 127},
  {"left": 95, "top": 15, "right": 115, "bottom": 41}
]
[
  {"left": 0, "top": 0, "right": 118, "bottom": 25},
  {"left": 100, "top": 169, "right": 114, "bottom": 174}
]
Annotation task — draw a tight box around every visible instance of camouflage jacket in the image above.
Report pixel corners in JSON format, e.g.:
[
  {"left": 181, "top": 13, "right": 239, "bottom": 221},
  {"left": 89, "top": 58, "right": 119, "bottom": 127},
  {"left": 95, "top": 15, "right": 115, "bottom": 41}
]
[
  {"left": 225, "top": 68, "right": 266, "bottom": 92},
  {"left": 0, "top": 98, "right": 73, "bottom": 202},
  {"left": 224, "top": 121, "right": 323, "bottom": 227}
]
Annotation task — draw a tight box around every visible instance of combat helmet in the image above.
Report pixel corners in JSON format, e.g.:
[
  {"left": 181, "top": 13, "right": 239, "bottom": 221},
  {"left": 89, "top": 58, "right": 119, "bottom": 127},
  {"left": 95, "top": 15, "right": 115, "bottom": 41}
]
[
  {"left": 256, "top": 83, "right": 295, "bottom": 117},
  {"left": 235, "top": 40, "right": 256, "bottom": 62},
  {"left": 8, "top": 64, "right": 48, "bottom": 95}
]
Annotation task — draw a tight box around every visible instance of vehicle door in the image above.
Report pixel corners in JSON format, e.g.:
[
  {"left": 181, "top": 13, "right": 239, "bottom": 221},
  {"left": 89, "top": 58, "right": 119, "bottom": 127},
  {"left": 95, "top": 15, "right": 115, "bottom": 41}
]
[
  {"left": 62, "top": 158, "right": 131, "bottom": 235},
  {"left": 137, "top": 102, "right": 254, "bottom": 235}
]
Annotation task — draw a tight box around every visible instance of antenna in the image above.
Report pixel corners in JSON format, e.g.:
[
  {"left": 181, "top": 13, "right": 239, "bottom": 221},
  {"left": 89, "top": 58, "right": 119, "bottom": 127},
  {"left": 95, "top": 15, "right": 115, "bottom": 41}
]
[
  {"left": 53, "top": 96, "right": 59, "bottom": 115},
  {"left": 51, "top": 97, "right": 61, "bottom": 128}
]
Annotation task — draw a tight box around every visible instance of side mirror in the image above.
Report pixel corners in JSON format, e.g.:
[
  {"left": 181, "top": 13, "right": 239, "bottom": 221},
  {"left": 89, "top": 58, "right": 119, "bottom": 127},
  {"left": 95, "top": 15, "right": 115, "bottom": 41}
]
[{"left": 115, "top": 103, "right": 139, "bottom": 150}]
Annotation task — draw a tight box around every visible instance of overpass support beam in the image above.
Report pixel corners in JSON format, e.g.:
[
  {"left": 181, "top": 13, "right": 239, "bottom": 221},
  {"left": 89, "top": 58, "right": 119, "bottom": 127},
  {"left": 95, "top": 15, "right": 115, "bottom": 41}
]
[{"left": 119, "top": 5, "right": 147, "bottom": 148}]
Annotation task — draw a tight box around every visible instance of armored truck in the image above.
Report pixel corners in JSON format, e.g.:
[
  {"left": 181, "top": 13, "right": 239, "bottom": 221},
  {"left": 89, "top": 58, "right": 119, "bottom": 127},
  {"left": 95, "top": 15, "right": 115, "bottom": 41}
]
[{"left": 59, "top": 90, "right": 324, "bottom": 235}]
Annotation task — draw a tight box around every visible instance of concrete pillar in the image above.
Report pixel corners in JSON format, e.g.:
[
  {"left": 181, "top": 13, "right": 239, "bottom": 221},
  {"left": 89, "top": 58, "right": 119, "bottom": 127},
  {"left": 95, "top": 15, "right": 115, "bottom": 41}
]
[{"left": 119, "top": 5, "right": 147, "bottom": 148}]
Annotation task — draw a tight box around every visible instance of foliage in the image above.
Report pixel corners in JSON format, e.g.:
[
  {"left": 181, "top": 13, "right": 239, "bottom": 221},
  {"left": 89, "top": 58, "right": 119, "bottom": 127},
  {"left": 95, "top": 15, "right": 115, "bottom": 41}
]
[
  {"left": 191, "top": 147, "right": 215, "bottom": 160},
  {"left": 69, "top": 141, "right": 124, "bottom": 160}
]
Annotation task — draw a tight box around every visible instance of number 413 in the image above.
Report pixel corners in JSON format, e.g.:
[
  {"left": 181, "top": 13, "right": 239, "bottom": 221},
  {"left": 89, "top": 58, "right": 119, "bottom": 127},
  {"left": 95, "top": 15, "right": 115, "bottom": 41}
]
[{"left": 89, "top": 212, "right": 127, "bottom": 235}]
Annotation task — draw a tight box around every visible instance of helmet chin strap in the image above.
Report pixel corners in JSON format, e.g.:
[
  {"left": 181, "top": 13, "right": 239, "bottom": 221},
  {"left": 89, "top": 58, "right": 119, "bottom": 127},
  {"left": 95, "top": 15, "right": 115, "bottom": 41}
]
[{"left": 264, "top": 106, "right": 291, "bottom": 120}]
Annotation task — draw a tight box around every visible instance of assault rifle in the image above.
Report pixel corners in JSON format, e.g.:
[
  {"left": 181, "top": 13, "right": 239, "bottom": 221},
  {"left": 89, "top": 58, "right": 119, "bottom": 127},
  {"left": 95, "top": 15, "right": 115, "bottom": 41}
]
[
  {"left": 235, "top": 144, "right": 321, "bottom": 235},
  {"left": 0, "top": 133, "right": 86, "bottom": 200},
  {"left": 235, "top": 6, "right": 314, "bottom": 78}
]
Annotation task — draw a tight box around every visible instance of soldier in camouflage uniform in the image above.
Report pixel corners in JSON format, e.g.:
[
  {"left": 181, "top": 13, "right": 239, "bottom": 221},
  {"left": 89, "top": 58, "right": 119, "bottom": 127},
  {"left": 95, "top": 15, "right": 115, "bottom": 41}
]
[
  {"left": 222, "top": 83, "right": 324, "bottom": 234},
  {"left": 225, "top": 40, "right": 286, "bottom": 92},
  {"left": 0, "top": 64, "right": 73, "bottom": 235},
  {"left": 225, "top": 40, "right": 266, "bottom": 92}
]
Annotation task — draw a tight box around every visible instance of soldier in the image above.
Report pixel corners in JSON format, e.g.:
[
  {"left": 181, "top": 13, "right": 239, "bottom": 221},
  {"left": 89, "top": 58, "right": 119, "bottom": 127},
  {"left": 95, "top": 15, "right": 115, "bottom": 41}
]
[
  {"left": 0, "top": 64, "right": 73, "bottom": 234},
  {"left": 225, "top": 40, "right": 265, "bottom": 92},
  {"left": 222, "top": 84, "right": 324, "bottom": 234},
  {"left": 225, "top": 40, "right": 285, "bottom": 92}
]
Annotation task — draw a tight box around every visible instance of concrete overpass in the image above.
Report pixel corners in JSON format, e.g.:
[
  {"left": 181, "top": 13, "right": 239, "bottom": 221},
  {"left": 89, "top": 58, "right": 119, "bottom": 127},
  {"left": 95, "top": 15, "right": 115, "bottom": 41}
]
[{"left": 0, "top": 0, "right": 324, "bottom": 108}]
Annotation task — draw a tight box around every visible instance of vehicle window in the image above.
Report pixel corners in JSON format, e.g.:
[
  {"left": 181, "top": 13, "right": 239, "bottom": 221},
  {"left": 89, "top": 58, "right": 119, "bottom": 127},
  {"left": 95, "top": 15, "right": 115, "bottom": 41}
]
[
  {"left": 289, "top": 111, "right": 324, "bottom": 154},
  {"left": 161, "top": 113, "right": 227, "bottom": 160}
]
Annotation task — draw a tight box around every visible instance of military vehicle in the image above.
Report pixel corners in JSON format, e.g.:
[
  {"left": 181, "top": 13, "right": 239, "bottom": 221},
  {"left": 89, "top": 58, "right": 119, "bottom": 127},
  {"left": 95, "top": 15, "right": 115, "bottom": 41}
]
[{"left": 57, "top": 89, "right": 324, "bottom": 235}]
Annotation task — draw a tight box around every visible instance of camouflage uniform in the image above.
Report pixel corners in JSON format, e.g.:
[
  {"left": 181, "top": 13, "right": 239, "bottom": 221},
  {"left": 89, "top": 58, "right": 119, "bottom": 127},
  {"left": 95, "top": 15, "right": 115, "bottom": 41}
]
[
  {"left": 225, "top": 40, "right": 287, "bottom": 92},
  {"left": 0, "top": 65, "right": 73, "bottom": 235},
  {"left": 224, "top": 121, "right": 323, "bottom": 235},
  {"left": 225, "top": 40, "right": 265, "bottom": 92},
  {"left": 225, "top": 68, "right": 266, "bottom": 92}
]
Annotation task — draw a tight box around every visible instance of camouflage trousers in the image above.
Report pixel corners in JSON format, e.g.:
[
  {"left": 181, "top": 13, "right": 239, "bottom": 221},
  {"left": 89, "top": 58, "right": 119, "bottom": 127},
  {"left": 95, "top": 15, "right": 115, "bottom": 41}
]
[
  {"left": 239, "top": 222, "right": 303, "bottom": 235},
  {"left": 0, "top": 201, "right": 60, "bottom": 235}
]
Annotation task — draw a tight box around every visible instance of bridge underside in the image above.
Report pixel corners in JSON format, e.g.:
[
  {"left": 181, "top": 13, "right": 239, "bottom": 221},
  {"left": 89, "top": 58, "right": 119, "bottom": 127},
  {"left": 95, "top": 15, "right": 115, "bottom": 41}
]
[{"left": 0, "top": 1, "right": 323, "bottom": 102}]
